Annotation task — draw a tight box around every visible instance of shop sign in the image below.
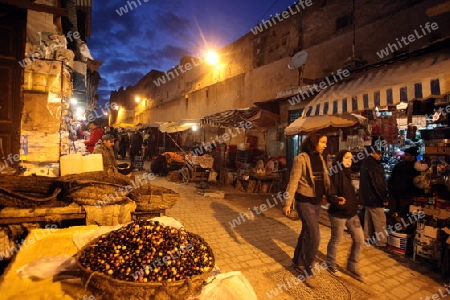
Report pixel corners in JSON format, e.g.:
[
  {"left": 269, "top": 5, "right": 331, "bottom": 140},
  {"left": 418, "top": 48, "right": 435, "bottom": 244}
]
[{"left": 276, "top": 86, "right": 303, "bottom": 98}]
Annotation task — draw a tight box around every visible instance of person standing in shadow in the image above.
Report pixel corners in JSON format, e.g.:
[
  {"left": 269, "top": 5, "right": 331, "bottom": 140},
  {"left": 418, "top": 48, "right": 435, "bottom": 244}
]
[
  {"left": 388, "top": 146, "right": 421, "bottom": 218},
  {"left": 283, "top": 132, "right": 330, "bottom": 287},
  {"left": 360, "top": 147, "right": 389, "bottom": 248}
]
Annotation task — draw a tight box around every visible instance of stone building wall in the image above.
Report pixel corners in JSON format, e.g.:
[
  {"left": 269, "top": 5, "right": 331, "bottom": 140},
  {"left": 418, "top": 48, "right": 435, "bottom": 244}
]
[{"left": 112, "top": 0, "right": 450, "bottom": 127}]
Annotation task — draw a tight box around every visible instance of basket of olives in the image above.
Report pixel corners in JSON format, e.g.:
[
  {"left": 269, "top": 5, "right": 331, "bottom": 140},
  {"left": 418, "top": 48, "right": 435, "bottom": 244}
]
[{"left": 76, "top": 220, "right": 215, "bottom": 300}]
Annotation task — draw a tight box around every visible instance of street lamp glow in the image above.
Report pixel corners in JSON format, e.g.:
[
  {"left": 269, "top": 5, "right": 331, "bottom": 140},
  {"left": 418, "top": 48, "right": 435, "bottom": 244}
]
[
  {"left": 205, "top": 51, "right": 219, "bottom": 65},
  {"left": 135, "top": 97, "right": 141, "bottom": 103}
]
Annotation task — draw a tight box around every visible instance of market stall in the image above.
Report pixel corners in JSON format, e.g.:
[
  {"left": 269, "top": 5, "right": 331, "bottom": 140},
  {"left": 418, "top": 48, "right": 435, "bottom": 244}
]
[
  {"left": 285, "top": 113, "right": 367, "bottom": 136},
  {"left": 0, "top": 219, "right": 257, "bottom": 300},
  {"left": 0, "top": 171, "right": 179, "bottom": 263}
]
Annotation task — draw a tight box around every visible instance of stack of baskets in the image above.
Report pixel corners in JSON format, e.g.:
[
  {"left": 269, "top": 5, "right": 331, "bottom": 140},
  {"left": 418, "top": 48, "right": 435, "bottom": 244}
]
[
  {"left": 59, "top": 171, "right": 134, "bottom": 206},
  {"left": 0, "top": 175, "right": 63, "bottom": 208},
  {"left": 134, "top": 183, "right": 179, "bottom": 212}
]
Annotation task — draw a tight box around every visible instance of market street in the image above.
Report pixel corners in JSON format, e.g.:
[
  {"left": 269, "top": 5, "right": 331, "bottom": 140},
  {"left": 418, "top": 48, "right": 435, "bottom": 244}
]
[{"left": 147, "top": 175, "right": 448, "bottom": 300}]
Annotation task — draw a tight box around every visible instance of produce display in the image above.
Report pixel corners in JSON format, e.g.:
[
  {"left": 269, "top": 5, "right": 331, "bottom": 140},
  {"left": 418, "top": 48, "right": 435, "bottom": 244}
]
[
  {"left": 78, "top": 220, "right": 214, "bottom": 283},
  {"left": 162, "top": 152, "right": 185, "bottom": 164}
]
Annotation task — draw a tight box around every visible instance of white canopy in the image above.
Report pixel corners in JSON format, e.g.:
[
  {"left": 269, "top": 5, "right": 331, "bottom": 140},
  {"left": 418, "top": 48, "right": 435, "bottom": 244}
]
[{"left": 285, "top": 113, "right": 367, "bottom": 136}]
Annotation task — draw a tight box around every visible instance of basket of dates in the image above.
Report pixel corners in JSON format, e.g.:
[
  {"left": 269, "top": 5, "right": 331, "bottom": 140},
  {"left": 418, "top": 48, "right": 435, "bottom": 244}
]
[{"left": 76, "top": 220, "right": 215, "bottom": 299}]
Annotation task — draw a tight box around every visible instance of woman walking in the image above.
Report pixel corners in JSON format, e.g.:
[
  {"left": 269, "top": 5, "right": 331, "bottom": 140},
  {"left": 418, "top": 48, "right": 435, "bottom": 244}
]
[
  {"left": 326, "top": 150, "right": 365, "bottom": 282},
  {"left": 283, "top": 132, "right": 330, "bottom": 285}
]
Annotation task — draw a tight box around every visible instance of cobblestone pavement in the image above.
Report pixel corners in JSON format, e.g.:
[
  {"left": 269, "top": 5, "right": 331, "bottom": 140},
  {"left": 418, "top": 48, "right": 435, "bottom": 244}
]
[
  {"left": 147, "top": 177, "right": 449, "bottom": 299},
  {"left": 139, "top": 170, "right": 448, "bottom": 300}
]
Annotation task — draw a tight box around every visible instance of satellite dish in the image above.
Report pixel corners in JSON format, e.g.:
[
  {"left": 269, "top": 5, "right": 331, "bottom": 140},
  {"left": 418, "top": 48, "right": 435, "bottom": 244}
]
[{"left": 288, "top": 50, "right": 308, "bottom": 69}]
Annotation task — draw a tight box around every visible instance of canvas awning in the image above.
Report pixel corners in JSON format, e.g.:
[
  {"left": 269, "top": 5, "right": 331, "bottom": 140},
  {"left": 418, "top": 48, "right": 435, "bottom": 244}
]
[
  {"left": 112, "top": 123, "right": 137, "bottom": 128},
  {"left": 201, "top": 106, "right": 278, "bottom": 128},
  {"left": 201, "top": 107, "right": 259, "bottom": 127},
  {"left": 303, "top": 51, "right": 450, "bottom": 117},
  {"left": 159, "top": 122, "right": 197, "bottom": 133},
  {"left": 285, "top": 113, "right": 367, "bottom": 136}
]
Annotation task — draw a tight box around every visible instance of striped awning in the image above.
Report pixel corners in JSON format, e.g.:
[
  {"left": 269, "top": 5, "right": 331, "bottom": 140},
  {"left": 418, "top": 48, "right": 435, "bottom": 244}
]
[
  {"left": 201, "top": 107, "right": 260, "bottom": 127},
  {"left": 303, "top": 51, "right": 450, "bottom": 117}
]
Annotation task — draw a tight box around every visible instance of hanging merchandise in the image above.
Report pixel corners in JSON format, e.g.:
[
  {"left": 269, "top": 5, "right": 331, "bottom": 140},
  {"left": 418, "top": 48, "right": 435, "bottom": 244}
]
[
  {"left": 371, "top": 118, "right": 382, "bottom": 136},
  {"left": 381, "top": 116, "right": 399, "bottom": 144}
]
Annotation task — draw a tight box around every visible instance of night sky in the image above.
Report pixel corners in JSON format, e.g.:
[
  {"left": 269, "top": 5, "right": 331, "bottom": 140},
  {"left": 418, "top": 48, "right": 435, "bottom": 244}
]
[{"left": 87, "top": 0, "right": 295, "bottom": 105}]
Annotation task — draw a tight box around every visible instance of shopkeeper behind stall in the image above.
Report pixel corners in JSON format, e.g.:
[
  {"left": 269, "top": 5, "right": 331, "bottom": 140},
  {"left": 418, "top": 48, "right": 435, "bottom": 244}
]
[
  {"left": 93, "top": 134, "right": 117, "bottom": 171},
  {"left": 84, "top": 120, "right": 105, "bottom": 153},
  {"left": 388, "top": 146, "right": 421, "bottom": 217}
]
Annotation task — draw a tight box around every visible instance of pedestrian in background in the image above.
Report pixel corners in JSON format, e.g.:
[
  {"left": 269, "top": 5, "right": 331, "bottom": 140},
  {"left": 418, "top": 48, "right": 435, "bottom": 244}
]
[
  {"left": 283, "top": 132, "right": 330, "bottom": 286},
  {"left": 359, "top": 147, "right": 389, "bottom": 247},
  {"left": 326, "top": 150, "right": 365, "bottom": 282},
  {"left": 129, "top": 128, "right": 143, "bottom": 170},
  {"left": 118, "top": 130, "right": 130, "bottom": 159},
  {"left": 388, "top": 146, "right": 421, "bottom": 217}
]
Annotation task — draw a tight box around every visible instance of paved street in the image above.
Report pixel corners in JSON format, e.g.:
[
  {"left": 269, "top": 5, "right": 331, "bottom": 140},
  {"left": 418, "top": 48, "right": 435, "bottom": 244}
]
[{"left": 146, "top": 174, "right": 449, "bottom": 300}]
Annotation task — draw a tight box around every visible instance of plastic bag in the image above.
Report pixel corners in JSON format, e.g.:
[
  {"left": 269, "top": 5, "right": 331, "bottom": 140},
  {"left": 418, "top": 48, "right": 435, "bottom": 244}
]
[
  {"left": 17, "top": 254, "right": 76, "bottom": 279},
  {"left": 194, "top": 271, "right": 257, "bottom": 300}
]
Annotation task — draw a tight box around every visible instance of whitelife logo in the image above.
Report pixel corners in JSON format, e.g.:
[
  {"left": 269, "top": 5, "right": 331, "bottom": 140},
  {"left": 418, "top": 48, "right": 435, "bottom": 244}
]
[
  {"left": 228, "top": 192, "right": 290, "bottom": 228},
  {"left": 116, "top": 0, "right": 149, "bottom": 16},
  {"left": 18, "top": 31, "right": 81, "bottom": 68},
  {"left": 250, "top": 0, "right": 313, "bottom": 35},
  {"left": 288, "top": 69, "right": 350, "bottom": 106},
  {"left": 190, "top": 121, "right": 253, "bottom": 156},
  {"left": 153, "top": 57, "right": 202, "bottom": 87},
  {"left": 376, "top": 22, "right": 439, "bottom": 59}
]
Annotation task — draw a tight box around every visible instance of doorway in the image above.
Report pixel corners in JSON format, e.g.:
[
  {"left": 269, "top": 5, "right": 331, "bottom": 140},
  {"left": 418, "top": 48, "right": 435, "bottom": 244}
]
[{"left": 0, "top": 5, "right": 26, "bottom": 167}]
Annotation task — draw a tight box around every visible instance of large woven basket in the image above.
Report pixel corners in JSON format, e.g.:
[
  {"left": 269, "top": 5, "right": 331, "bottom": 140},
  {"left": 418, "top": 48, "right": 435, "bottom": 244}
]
[
  {"left": 68, "top": 183, "right": 129, "bottom": 206},
  {"left": 0, "top": 175, "right": 64, "bottom": 208},
  {"left": 76, "top": 232, "right": 214, "bottom": 300},
  {"left": 134, "top": 185, "right": 179, "bottom": 211},
  {"left": 0, "top": 186, "right": 62, "bottom": 208},
  {"left": 135, "top": 193, "right": 179, "bottom": 211}
]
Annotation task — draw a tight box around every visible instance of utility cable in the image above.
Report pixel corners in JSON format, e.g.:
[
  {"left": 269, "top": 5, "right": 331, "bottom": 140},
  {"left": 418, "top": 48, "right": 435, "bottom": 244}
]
[{"left": 253, "top": 0, "right": 282, "bottom": 25}]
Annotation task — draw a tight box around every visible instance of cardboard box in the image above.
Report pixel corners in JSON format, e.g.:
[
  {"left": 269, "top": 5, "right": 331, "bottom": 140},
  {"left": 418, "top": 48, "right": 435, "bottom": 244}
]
[{"left": 423, "top": 225, "right": 440, "bottom": 239}]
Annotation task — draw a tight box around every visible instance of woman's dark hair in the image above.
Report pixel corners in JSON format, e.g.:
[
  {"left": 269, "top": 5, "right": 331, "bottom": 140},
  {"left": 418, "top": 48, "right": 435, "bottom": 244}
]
[
  {"left": 300, "top": 132, "right": 327, "bottom": 154},
  {"left": 334, "top": 150, "right": 350, "bottom": 166}
]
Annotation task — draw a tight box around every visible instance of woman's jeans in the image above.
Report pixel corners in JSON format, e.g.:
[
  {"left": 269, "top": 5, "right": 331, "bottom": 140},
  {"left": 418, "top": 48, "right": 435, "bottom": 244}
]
[
  {"left": 293, "top": 201, "right": 321, "bottom": 272},
  {"left": 326, "top": 214, "right": 364, "bottom": 271}
]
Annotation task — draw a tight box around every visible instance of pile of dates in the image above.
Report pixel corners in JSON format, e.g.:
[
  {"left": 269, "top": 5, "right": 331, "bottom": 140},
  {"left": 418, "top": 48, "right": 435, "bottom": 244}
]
[{"left": 78, "top": 220, "right": 214, "bottom": 283}]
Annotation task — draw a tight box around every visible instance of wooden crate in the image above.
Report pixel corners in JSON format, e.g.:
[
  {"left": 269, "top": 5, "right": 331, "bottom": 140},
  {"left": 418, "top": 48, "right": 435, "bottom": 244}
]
[{"left": 191, "top": 166, "right": 209, "bottom": 181}]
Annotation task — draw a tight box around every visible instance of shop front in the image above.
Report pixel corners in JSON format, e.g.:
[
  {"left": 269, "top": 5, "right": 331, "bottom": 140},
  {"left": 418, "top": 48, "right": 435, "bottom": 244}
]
[{"left": 286, "top": 48, "right": 450, "bottom": 276}]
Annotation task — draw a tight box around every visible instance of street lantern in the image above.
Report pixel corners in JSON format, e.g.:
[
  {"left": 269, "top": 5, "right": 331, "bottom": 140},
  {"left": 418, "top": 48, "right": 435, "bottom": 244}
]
[{"left": 205, "top": 51, "right": 219, "bottom": 66}]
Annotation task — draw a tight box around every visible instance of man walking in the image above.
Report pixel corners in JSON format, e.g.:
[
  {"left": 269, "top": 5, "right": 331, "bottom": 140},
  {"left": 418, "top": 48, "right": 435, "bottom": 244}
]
[{"left": 359, "top": 147, "right": 389, "bottom": 247}]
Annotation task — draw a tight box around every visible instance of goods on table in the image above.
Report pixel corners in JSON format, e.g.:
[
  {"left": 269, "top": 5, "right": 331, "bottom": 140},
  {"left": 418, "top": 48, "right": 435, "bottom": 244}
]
[
  {"left": 77, "top": 219, "right": 214, "bottom": 299},
  {"left": 186, "top": 154, "right": 214, "bottom": 169},
  {"left": 162, "top": 152, "right": 185, "bottom": 164}
]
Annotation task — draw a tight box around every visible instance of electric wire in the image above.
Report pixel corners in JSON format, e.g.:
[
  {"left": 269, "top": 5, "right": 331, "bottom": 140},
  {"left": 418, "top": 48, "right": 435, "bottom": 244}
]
[{"left": 253, "top": 0, "right": 282, "bottom": 26}]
